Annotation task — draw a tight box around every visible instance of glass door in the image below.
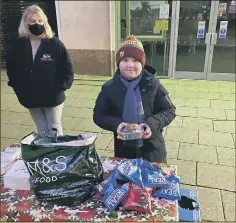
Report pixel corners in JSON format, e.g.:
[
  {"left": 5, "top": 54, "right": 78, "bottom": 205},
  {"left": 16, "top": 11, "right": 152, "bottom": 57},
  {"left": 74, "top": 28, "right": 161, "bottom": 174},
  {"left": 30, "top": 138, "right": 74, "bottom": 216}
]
[
  {"left": 173, "top": 0, "right": 215, "bottom": 80},
  {"left": 173, "top": 0, "right": 235, "bottom": 81},
  {"left": 119, "top": 0, "right": 176, "bottom": 77},
  {"left": 207, "top": 0, "right": 236, "bottom": 81}
]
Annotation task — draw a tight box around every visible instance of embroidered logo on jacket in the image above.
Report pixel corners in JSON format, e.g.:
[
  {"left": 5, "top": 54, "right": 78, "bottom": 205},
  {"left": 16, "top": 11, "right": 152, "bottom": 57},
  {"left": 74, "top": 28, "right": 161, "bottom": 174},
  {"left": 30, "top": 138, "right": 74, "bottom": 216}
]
[{"left": 40, "top": 54, "right": 53, "bottom": 61}]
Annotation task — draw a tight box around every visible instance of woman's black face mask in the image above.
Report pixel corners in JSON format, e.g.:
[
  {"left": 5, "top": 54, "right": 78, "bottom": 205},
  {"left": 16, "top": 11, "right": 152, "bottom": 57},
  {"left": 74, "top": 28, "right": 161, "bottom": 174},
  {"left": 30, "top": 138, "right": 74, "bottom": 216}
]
[{"left": 28, "top": 23, "right": 45, "bottom": 36}]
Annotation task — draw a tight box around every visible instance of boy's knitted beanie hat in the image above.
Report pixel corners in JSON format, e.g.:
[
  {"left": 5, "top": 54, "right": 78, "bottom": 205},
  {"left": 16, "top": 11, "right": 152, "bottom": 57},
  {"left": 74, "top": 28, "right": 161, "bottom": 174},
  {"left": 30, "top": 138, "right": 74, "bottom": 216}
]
[{"left": 116, "top": 35, "right": 146, "bottom": 67}]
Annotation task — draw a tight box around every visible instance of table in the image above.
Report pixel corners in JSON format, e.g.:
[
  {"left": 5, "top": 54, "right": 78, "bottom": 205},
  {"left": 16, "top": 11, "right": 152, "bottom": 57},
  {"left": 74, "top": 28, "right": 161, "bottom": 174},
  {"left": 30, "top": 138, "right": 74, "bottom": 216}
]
[{"left": 1, "top": 152, "right": 179, "bottom": 222}]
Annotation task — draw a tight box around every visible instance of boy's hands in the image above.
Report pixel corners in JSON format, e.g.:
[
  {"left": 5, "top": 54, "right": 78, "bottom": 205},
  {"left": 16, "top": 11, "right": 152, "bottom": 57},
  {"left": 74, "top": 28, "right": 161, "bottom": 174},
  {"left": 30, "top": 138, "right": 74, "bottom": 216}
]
[
  {"left": 117, "top": 123, "right": 152, "bottom": 140},
  {"left": 139, "top": 123, "right": 152, "bottom": 139},
  {"left": 117, "top": 122, "right": 128, "bottom": 140}
]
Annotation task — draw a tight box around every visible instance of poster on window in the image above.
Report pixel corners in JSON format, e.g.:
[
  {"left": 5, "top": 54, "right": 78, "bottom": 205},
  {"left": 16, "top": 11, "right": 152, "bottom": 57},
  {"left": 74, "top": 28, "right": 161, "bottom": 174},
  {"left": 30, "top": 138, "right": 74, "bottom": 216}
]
[
  {"left": 159, "top": 4, "right": 169, "bottom": 19},
  {"left": 219, "top": 21, "right": 228, "bottom": 39},
  {"left": 218, "top": 3, "right": 227, "bottom": 16},
  {"left": 130, "top": 0, "right": 166, "bottom": 38},
  {"left": 197, "top": 21, "right": 206, "bottom": 39}
]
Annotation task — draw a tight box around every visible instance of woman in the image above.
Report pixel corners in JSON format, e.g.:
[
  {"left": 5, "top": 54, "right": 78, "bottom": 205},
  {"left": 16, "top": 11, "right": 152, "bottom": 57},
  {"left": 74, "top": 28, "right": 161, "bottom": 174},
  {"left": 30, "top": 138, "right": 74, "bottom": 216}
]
[
  {"left": 93, "top": 35, "right": 176, "bottom": 163},
  {"left": 7, "top": 5, "right": 74, "bottom": 137}
]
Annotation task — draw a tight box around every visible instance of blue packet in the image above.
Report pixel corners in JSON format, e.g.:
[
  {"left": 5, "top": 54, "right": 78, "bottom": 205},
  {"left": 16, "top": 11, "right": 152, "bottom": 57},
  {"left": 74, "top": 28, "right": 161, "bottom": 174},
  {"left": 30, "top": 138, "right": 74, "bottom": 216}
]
[
  {"left": 103, "top": 172, "right": 129, "bottom": 214},
  {"left": 153, "top": 175, "right": 181, "bottom": 200},
  {"left": 116, "top": 158, "right": 144, "bottom": 187},
  {"left": 113, "top": 165, "right": 129, "bottom": 182},
  {"left": 143, "top": 168, "right": 168, "bottom": 188},
  {"left": 142, "top": 159, "right": 159, "bottom": 171},
  {"left": 96, "top": 174, "right": 114, "bottom": 195},
  {"left": 141, "top": 159, "right": 168, "bottom": 188}
]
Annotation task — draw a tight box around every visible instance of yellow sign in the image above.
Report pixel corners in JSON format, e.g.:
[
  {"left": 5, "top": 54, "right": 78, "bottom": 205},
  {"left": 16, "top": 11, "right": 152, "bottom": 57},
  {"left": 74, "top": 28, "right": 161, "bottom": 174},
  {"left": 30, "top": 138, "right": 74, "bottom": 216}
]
[{"left": 154, "top": 20, "right": 169, "bottom": 32}]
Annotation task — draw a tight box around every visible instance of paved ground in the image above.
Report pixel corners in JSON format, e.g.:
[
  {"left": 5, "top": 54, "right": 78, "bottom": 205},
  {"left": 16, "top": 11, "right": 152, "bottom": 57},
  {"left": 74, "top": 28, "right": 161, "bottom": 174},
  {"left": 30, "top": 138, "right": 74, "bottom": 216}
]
[{"left": 1, "top": 71, "right": 235, "bottom": 221}]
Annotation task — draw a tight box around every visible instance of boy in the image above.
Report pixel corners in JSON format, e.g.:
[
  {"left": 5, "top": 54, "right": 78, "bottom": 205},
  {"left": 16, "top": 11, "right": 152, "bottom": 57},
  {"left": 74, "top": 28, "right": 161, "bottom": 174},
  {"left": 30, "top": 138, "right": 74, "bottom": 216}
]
[{"left": 93, "top": 35, "right": 176, "bottom": 163}]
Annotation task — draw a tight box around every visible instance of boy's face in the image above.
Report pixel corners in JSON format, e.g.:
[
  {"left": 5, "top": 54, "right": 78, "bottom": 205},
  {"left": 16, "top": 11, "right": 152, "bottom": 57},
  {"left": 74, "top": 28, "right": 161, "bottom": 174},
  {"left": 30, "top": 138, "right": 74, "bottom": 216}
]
[{"left": 119, "top": 57, "right": 142, "bottom": 80}]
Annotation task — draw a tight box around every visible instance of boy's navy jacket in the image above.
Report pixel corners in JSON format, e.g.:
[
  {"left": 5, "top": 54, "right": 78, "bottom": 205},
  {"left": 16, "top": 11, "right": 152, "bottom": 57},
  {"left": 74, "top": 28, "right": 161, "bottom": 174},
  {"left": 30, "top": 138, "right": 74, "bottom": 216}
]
[
  {"left": 6, "top": 37, "right": 74, "bottom": 108},
  {"left": 93, "top": 65, "right": 176, "bottom": 162}
]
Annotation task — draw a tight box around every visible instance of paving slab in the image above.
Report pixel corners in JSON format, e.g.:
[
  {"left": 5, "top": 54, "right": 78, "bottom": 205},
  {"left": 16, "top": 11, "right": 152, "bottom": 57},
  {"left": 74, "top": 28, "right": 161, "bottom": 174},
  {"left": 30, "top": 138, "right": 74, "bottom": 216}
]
[
  {"left": 1, "top": 86, "right": 15, "bottom": 94},
  {"left": 72, "top": 84, "right": 95, "bottom": 91},
  {"left": 217, "top": 147, "right": 236, "bottom": 167},
  {"left": 198, "top": 92, "right": 222, "bottom": 100},
  {"left": 92, "top": 86, "right": 102, "bottom": 93},
  {"left": 1, "top": 98, "right": 18, "bottom": 111},
  {"left": 218, "top": 81, "right": 236, "bottom": 88},
  {"left": 106, "top": 140, "right": 114, "bottom": 151},
  {"left": 197, "top": 162, "right": 235, "bottom": 192},
  {"left": 160, "top": 79, "right": 179, "bottom": 85},
  {"left": 1, "top": 112, "right": 30, "bottom": 125},
  {"left": 76, "top": 91, "right": 98, "bottom": 99},
  {"left": 73, "top": 108, "right": 93, "bottom": 119},
  {"left": 74, "top": 118, "right": 102, "bottom": 133},
  {"left": 167, "top": 159, "right": 196, "bottom": 185},
  {"left": 1, "top": 111, "right": 13, "bottom": 119},
  {"left": 20, "top": 117, "right": 35, "bottom": 126},
  {"left": 176, "top": 106, "right": 197, "bottom": 117},
  {"left": 65, "top": 90, "right": 79, "bottom": 98},
  {"left": 178, "top": 79, "right": 199, "bottom": 86},
  {"left": 87, "top": 80, "right": 105, "bottom": 86},
  {"left": 181, "top": 184, "right": 224, "bottom": 221},
  {"left": 102, "top": 129, "right": 113, "bottom": 134},
  {"left": 231, "top": 87, "right": 236, "bottom": 93},
  {"left": 209, "top": 87, "right": 232, "bottom": 93},
  {"left": 64, "top": 98, "right": 81, "bottom": 107},
  {"left": 165, "top": 127, "right": 198, "bottom": 144},
  {"left": 173, "top": 91, "right": 198, "bottom": 99},
  {"left": 198, "top": 80, "right": 220, "bottom": 88},
  {"left": 221, "top": 190, "right": 236, "bottom": 221},
  {"left": 168, "top": 116, "right": 183, "bottom": 128},
  {"left": 1, "top": 80, "right": 7, "bottom": 86},
  {"left": 1, "top": 93, "right": 18, "bottom": 102},
  {"left": 197, "top": 107, "right": 226, "bottom": 119},
  {"left": 166, "top": 90, "right": 175, "bottom": 98},
  {"left": 1, "top": 137, "right": 19, "bottom": 150},
  {"left": 77, "top": 98, "right": 96, "bottom": 109},
  {"left": 225, "top": 109, "right": 236, "bottom": 120},
  {"left": 213, "top": 120, "right": 236, "bottom": 133},
  {"left": 61, "top": 117, "right": 83, "bottom": 130},
  {"left": 182, "top": 117, "right": 213, "bottom": 131},
  {"left": 62, "top": 106, "right": 81, "bottom": 117},
  {"left": 186, "top": 86, "right": 208, "bottom": 92},
  {"left": 179, "top": 143, "right": 218, "bottom": 164},
  {"left": 211, "top": 100, "right": 235, "bottom": 110},
  {"left": 199, "top": 130, "right": 235, "bottom": 148},
  {"left": 75, "top": 75, "right": 109, "bottom": 81},
  {"left": 1, "top": 123, "right": 33, "bottom": 140},
  {"left": 221, "top": 93, "right": 236, "bottom": 101},
  {"left": 164, "top": 85, "right": 187, "bottom": 92},
  {"left": 97, "top": 149, "right": 114, "bottom": 157},
  {"left": 63, "top": 129, "right": 82, "bottom": 135},
  {"left": 232, "top": 133, "right": 235, "bottom": 146},
  {"left": 184, "top": 98, "right": 210, "bottom": 108},
  {"left": 165, "top": 141, "right": 179, "bottom": 159},
  {"left": 95, "top": 133, "right": 113, "bottom": 150},
  {"left": 171, "top": 97, "right": 185, "bottom": 106}
]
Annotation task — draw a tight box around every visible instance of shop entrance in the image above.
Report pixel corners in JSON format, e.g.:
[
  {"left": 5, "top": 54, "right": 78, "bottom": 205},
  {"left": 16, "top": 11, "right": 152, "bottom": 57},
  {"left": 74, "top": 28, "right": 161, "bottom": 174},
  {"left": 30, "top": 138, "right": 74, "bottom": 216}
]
[
  {"left": 117, "top": 0, "right": 235, "bottom": 81},
  {"left": 174, "top": 0, "right": 235, "bottom": 81}
]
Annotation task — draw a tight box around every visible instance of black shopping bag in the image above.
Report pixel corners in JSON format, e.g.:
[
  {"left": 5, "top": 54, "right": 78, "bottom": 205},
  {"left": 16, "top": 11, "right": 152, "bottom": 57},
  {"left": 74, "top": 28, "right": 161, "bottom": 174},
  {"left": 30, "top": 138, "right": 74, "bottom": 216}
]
[{"left": 21, "top": 132, "right": 104, "bottom": 206}]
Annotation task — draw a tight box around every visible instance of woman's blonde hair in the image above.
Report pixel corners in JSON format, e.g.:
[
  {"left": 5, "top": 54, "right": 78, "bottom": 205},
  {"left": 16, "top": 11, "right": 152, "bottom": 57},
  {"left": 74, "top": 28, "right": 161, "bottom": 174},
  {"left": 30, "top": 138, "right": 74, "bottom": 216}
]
[{"left": 18, "top": 5, "right": 54, "bottom": 38}]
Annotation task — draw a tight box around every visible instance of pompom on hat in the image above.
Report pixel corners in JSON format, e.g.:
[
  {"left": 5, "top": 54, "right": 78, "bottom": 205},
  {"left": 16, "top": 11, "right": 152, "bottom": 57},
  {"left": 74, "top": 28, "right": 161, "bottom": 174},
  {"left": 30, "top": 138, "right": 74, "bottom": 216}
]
[{"left": 116, "top": 35, "right": 146, "bottom": 67}]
